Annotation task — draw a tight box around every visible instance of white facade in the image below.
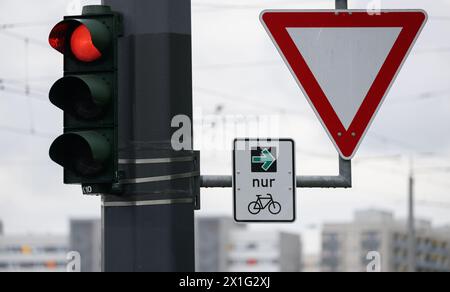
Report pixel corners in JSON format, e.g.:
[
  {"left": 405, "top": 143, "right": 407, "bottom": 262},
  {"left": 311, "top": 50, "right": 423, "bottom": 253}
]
[
  {"left": 227, "top": 230, "right": 301, "bottom": 272},
  {"left": 196, "top": 216, "right": 246, "bottom": 272},
  {"left": 196, "top": 217, "right": 302, "bottom": 272},
  {"left": 303, "top": 254, "right": 321, "bottom": 272},
  {"left": 0, "top": 234, "right": 68, "bottom": 272},
  {"left": 321, "top": 210, "right": 450, "bottom": 272}
]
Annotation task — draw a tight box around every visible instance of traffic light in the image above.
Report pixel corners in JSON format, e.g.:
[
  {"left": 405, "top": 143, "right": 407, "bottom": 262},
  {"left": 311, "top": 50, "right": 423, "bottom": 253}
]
[{"left": 48, "top": 5, "right": 121, "bottom": 191}]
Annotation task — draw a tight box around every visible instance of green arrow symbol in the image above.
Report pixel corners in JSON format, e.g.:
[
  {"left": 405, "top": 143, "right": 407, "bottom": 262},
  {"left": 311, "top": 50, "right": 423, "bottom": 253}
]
[{"left": 252, "top": 148, "right": 276, "bottom": 171}]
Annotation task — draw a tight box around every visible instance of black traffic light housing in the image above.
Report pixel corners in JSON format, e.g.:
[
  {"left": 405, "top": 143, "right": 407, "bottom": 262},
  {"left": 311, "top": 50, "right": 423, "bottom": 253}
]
[{"left": 49, "top": 5, "right": 122, "bottom": 191}]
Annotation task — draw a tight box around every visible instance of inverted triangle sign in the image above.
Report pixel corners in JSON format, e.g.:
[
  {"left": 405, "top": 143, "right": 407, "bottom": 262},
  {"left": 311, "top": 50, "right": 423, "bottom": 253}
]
[{"left": 261, "top": 10, "right": 427, "bottom": 159}]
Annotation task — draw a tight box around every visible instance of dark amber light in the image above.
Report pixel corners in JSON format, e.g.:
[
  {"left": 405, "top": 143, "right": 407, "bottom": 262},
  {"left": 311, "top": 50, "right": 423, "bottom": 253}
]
[{"left": 70, "top": 25, "right": 102, "bottom": 62}]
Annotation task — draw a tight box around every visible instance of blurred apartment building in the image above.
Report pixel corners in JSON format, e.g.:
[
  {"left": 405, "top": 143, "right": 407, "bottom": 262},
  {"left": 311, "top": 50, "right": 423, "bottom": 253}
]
[
  {"left": 321, "top": 210, "right": 450, "bottom": 272},
  {"left": 196, "top": 216, "right": 302, "bottom": 272},
  {"left": 70, "top": 219, "right": 101, "bottom": 272},
  {"left": 228, "top": 230, "right": 302, "bottom": 272},
  {"left": 302, "top": 254, "right": 321, "bottom": 272},
  {"left": 0, "top": 220, "right": 68, "bottom": 272},
  {"left": 0, "top": 219, "right": 101, "bottom": 272}
]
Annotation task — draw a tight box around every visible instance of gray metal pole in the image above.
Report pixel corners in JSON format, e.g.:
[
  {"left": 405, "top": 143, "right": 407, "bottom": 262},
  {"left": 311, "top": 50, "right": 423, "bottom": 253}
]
[
  {"left": 101, "top": 0, "right": 195, "bottom": 272},
  {"left": 336, "top": 0, "right": 348, "bottom": 9},
  {"left": 408, "top": 163, "right": 416, "bottom": 272}
]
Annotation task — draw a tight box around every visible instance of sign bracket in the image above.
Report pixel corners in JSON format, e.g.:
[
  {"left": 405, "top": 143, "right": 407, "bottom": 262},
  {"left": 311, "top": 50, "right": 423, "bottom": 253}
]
[{"left": 201, "top": 156, "right": 351, "bottom": 189}]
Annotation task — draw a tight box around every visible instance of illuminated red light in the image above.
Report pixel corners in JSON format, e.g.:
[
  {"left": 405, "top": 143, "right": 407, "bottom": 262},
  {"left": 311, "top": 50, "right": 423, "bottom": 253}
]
[{"left": 70, "top": 25, "right": 102, "bottom": 62}]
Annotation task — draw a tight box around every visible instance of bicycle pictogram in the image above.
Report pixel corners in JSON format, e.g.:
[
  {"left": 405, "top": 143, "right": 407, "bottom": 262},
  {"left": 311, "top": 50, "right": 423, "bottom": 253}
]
[{"left": 248, "top": 194, "right": 282, "bottom": 215}]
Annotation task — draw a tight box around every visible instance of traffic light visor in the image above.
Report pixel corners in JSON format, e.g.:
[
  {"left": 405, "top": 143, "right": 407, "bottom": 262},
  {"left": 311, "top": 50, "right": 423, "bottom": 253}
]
[
  {"left": 49, "top": 132, "right": 111, "bottom": 177},
  {"left": 49, "top": 76, "right": 112, "bottom": 120}
]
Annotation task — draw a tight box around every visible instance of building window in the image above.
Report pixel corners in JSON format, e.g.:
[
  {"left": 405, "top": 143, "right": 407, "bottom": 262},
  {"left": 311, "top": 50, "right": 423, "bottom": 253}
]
[
  {"left": 361, "top": 231, "right": 381, "bottom": 251},
  {"left": 322, "top": 233, "right": 340, "bottom": 253}
]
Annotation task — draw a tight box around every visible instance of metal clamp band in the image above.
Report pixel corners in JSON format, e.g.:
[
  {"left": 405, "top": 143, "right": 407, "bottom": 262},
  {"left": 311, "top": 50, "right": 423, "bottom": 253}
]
[
  {"left": 103, "top": 198, "right": 194, "bottom": 207},
  {"left": 120, "top": 171, "right": 200, "bottom": 185},
  {"left": 119, "top": 156, "right": 195, "bottom": 165}
]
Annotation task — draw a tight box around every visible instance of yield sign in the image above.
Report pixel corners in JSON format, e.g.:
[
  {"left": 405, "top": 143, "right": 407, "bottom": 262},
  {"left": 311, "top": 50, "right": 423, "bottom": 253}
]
[{"left": 261, "top": 10, "right": 427, "bottom": 159}]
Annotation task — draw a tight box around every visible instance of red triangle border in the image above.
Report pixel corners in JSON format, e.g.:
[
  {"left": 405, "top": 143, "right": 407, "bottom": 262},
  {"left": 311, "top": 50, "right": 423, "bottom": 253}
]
[{"left": 261, "top": 10, "right": 427, "bottom": 159}]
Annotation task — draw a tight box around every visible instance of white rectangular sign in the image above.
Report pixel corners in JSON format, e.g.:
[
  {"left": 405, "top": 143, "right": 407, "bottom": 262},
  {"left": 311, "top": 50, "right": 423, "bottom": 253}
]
[{"left": 233, "top": 139, "right": 296, "bottom": 223}]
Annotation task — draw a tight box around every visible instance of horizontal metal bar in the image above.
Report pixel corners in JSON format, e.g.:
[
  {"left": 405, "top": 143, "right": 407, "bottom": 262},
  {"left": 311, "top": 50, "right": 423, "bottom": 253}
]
[
  {"left": 118, "top": 156, "right": 195, "bottom": 165},
  {"left": 103, "top": 198, "right": 194, "bottom": 208},
  {"left": 296, "top": 176, "right": 350, "bottom": 188},
  {"left": 200, "top": 157, "right": 352, "bottom": 189},
  {"left": 200, "top": 175, "right": 232, "bottom": 188},
  {"left": 120, "top": 171, "right": 200, "bottom": 184}
]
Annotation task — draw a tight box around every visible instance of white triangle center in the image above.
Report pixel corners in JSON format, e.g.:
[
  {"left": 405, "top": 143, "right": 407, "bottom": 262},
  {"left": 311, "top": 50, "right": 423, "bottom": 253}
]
[{"left": 287, "top": 27, "right": 402, "bottom": 129}]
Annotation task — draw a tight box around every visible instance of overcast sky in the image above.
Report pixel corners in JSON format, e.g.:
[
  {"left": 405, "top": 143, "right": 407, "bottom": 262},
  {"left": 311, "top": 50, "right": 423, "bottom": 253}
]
[{"left": 0, "top": 0, "right": 449, "bottom": 254}]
